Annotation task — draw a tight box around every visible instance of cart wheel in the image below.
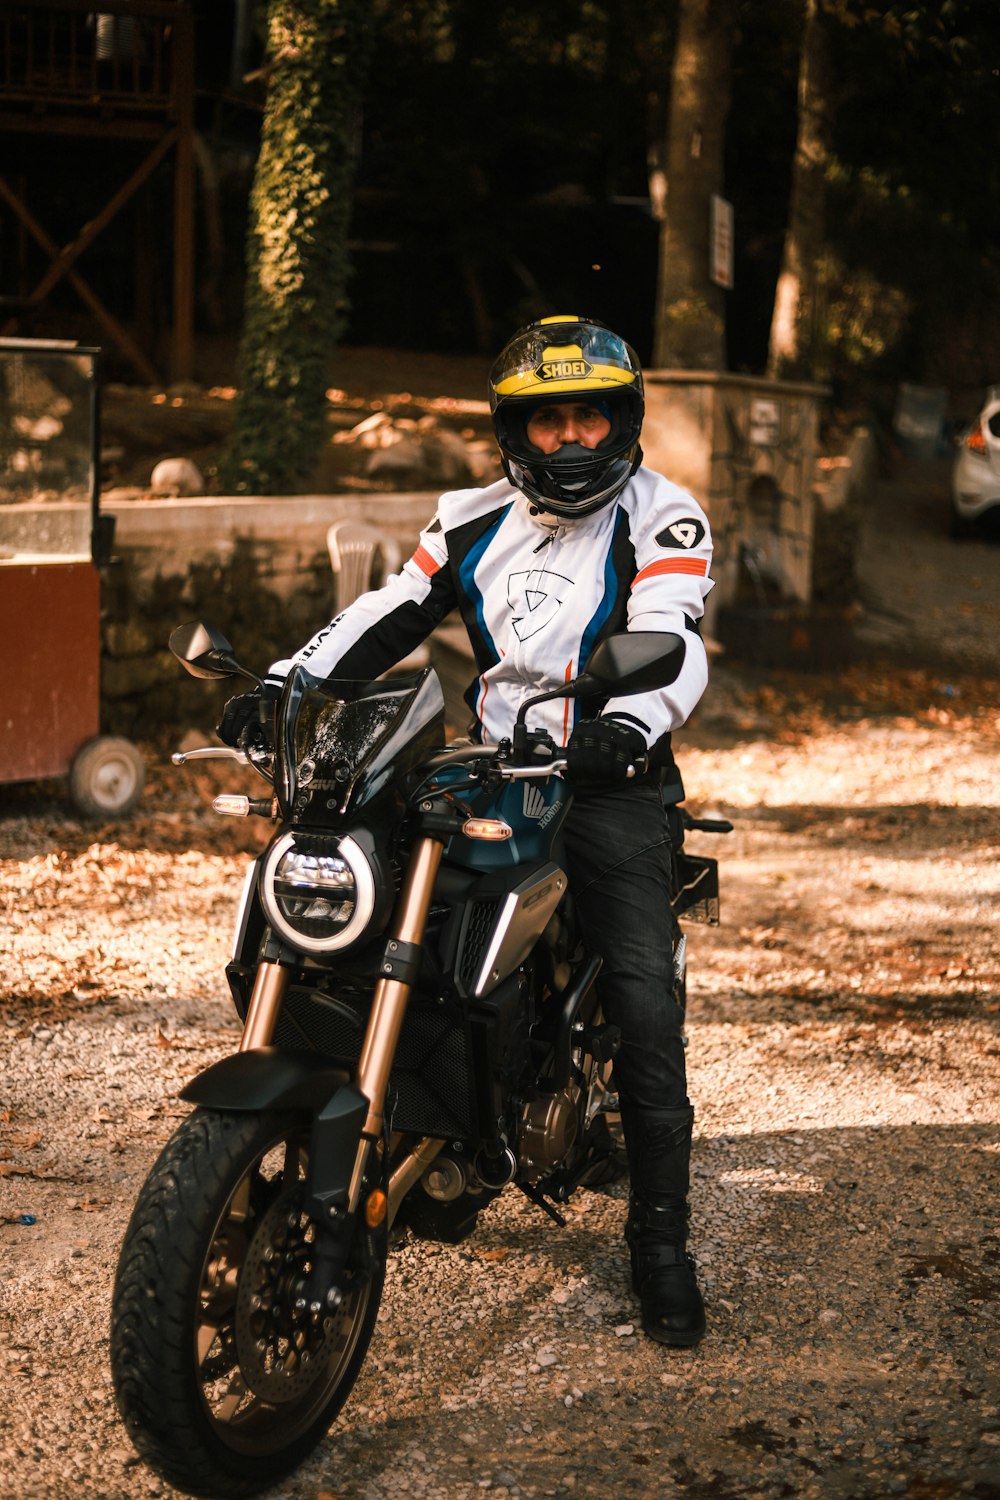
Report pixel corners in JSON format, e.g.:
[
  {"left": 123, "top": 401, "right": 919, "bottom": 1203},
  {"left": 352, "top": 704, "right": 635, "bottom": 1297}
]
[{"left": 69, "top": 736, "right": 145, "bottom": 819}]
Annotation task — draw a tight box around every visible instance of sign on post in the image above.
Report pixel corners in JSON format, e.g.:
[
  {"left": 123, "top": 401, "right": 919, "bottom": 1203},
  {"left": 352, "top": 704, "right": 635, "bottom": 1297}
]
[
  {"left": 710, "top": 195, "right": 734, "bottom": 290},
  {"left": 749, "top": 397, "right": 781, "bottom": 447}
]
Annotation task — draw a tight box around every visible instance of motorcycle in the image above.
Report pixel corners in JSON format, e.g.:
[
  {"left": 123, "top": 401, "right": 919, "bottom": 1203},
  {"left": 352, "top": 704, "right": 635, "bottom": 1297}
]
[{"left": 110, "top": 622, "right": 728, "bottom": 1499}]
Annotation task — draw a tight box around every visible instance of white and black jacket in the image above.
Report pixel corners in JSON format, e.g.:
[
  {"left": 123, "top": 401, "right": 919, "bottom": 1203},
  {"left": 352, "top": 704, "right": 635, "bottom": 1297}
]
[{"left": 273, "top": 468, "right": 714, "bottom": 765}]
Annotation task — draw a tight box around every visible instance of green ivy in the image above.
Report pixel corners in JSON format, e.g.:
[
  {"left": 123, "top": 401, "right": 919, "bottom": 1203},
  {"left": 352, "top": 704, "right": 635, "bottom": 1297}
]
[{"left": 221, "top": 1, "right": 375, "bottom": 495}]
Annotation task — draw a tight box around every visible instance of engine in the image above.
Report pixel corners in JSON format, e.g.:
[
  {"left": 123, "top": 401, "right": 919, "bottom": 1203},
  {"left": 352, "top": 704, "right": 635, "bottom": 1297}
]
[{"left": 517, "top": 1084, "right": 583, "bottom": 1181}]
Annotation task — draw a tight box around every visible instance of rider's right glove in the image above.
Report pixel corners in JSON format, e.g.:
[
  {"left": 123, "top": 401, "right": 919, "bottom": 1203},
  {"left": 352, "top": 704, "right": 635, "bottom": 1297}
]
[
  {"left": 565, "top": 716, "right": 647, "bottom": 787},
  {"left": 217, "top": 675, "right": 284, "bottom": 749}
]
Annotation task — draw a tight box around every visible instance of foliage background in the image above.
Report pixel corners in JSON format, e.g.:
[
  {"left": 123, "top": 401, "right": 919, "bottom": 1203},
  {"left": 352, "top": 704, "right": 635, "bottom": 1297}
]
[
  {"left": 328, "top": 0, "right": 998, "bottom": 402},
  {"left": 4, "top": 0, "right": 997, "bottom": 407}
]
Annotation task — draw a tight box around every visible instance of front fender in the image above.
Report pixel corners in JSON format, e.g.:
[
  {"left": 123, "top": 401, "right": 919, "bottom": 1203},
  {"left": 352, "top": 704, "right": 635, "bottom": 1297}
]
[
  {"left": 180, "top": 1048, "right": 371, "bottom": 1218},
  {"left": 179, "top": 1046, "right": 353, "bottom": 1111}
]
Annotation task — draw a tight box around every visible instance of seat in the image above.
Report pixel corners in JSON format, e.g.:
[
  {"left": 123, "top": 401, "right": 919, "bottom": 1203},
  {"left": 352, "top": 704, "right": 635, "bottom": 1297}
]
[{"left": 326, "top": 520, "right": 429, "bottom": 672}]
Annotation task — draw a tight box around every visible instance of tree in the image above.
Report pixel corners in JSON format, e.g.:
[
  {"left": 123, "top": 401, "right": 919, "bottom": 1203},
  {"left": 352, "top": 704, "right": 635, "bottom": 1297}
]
[
  {"left": 820, "top": 0, "right": 1000, "bottom": 392},
  {"left": 651, "top": 0, "right": 736, "bottom": 369},
  {"left": 220, "top": 0, "right": 374, "bottom": 495},
  {"left": 766, "top": 0, "right": 831, "bottom": 379}
]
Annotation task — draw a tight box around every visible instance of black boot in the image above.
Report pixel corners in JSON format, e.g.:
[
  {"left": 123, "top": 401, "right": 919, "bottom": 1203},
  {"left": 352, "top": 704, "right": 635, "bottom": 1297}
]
[{"left": 620, "top": 1103, "right": 706, "bottom": 1348}]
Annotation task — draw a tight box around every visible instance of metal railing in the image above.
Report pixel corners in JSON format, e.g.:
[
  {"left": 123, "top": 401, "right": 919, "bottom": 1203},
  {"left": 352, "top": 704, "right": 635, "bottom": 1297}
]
[{"left": 0, "top": 0, "right": 190, "bottom": 117}]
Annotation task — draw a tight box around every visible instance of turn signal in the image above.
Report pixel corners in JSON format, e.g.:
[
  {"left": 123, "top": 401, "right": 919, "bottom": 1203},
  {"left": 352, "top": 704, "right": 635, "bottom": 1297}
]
[
  {"left": 364, "top": 1189, "right": 388, "bottom": 1228},
  {"left": 965, "top": 424, "right": 988, "bottom": 457},
  {"left": 213, "top": 795, "right": 251, "bottom": 816},
  {"left": 462, "top": 818, "right": 514, "bottom": 841}
]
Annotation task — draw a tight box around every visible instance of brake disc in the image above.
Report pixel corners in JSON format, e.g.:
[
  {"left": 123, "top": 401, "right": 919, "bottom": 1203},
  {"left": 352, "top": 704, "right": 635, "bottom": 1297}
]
[{"left": 234, "top": 1185, "right": 348, "bottom": 1402}]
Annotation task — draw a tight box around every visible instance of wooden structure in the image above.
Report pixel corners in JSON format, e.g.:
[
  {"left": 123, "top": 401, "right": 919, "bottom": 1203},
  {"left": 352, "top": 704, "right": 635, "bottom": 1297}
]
[{"left": 0, "top": 0, "right": 195, "bottom": 382}]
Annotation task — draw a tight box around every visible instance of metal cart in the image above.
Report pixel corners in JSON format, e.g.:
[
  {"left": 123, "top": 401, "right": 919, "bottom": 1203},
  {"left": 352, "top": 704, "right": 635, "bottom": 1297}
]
[{"left": 0, "top": 338, "right": 144, "bottom": 817}]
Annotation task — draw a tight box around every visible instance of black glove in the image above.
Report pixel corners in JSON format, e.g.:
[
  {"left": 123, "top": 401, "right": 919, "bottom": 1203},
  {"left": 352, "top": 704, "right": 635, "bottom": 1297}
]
[
  {"left": 565, "top": 716, "right": 647, "bottom": 786},
  {"left": 217, "top": 676, "right": 283, "bottom": 748}
]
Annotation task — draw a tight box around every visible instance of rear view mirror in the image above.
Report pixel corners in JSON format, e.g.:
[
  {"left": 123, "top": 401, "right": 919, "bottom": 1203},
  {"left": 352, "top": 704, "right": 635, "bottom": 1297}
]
[
  {"left": 514, "top": 630, "right": 687, "bottom": 727},
  {"left": 575, "top": 631, "right": 685, "bottom": 696},
  {"left": 168, "top": 622, "right": 259, "bottom": 684}
]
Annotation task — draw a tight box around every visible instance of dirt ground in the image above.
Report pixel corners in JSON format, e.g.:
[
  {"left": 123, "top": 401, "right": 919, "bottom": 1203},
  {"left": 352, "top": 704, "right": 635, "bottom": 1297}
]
[{"left": 1, "top": 390, "right": 999, "bottom": 1499}]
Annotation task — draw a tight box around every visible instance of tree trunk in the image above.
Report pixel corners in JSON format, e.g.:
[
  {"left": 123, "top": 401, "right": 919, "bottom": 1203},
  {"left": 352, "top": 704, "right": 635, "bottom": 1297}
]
[
  {"left": 221, "top": 0, "right": 375, "bottom": 495},
  {"left": 767, "top": 0, "right": 830, "bottom": 380},
  {"left": 652, "top": 0, "right": 735, "bottom": 370}
]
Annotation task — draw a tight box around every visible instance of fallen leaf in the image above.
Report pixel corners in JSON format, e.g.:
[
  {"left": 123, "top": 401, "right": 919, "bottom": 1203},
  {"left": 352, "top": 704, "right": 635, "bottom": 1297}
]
[{"left": 6, "top": 1132, "right": 43, "bottom": 1151}]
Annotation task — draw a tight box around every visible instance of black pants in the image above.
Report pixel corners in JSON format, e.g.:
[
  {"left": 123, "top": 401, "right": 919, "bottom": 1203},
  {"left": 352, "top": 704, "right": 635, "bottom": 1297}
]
[{"left": 562, "top": 782, "right": 688, "bottom": 1113}]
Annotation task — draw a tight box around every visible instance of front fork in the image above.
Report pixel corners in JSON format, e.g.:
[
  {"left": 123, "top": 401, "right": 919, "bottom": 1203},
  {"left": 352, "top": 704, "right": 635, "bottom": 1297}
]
[{"left": 237, "top": 834, "right": 447, "bottom": 1223}]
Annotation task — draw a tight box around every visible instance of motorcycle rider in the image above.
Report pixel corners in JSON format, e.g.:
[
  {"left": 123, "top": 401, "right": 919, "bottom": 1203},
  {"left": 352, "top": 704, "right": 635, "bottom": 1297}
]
[{"left": 219, "top": 316, "right": 714, "bottom": 1347}]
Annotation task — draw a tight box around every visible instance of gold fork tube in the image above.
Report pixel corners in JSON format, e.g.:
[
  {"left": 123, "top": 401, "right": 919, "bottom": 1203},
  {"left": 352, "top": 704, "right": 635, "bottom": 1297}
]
[
  {"left": 239, "top": 961, "right": 289, "bottom": 1051},
  {"left": 356, "top": 835, "right": 445, "bottom": 1140}
]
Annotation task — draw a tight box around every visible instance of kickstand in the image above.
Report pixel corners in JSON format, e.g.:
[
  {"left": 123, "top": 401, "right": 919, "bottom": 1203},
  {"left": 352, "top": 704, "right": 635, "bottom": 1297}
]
[{"left": 516, "top": 1180, "right": 567, "bottom": 1227}]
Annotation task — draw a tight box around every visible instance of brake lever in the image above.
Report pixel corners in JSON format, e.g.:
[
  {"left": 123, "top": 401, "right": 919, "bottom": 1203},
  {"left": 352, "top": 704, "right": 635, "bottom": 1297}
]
[
  {"left": 496, "top": 757, "right": 650, "bottom": 781},
  {"left": 172, "top": 746, "right": 249, "bottom": 766}
]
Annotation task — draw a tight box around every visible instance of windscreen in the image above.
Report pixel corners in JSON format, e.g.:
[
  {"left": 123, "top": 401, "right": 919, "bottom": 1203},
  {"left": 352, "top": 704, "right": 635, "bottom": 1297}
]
[{"left": 276, "top": 667, "right": 445, "bottom": 820}]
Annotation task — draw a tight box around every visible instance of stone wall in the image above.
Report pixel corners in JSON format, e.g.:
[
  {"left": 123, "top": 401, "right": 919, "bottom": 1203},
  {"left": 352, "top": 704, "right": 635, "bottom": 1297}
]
[
  {"left": 5, "top": 424, "right": 874, "bottom": 750},
  {"left": 99, "top": 428, "right": 875, "bottom": 733},
  {"left": 713, "top": 426, "right": 878, "bottom": 671},
  {"left": 642, "top": 372, "right": 829, "bottom": 632},
  {"left": 99, "top": 490, "right": 439, "bottom": 735}
]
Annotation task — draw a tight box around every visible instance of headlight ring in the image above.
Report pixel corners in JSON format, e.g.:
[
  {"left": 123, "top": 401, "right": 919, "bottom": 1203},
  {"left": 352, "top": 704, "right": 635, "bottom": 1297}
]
[{"left": 259, "top": 831, "right": 376, "bottom": 954}]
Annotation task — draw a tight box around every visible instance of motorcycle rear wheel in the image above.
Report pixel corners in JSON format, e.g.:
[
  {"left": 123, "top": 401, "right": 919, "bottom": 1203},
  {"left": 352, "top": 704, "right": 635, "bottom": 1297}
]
[{"left": 110, "top": 1106, "right": 384, "bottom": 1499}]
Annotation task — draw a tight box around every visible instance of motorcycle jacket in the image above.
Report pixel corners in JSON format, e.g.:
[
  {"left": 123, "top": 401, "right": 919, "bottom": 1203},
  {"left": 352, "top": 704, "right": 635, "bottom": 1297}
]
[{"left": 273, "top": 468, "right": 714, "bottom": 763}]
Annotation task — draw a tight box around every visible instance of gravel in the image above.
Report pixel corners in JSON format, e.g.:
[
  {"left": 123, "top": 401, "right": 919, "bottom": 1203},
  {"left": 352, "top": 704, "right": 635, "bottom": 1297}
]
[{"left": 2, "top": 463, "right": 999, "bottom": 1500}]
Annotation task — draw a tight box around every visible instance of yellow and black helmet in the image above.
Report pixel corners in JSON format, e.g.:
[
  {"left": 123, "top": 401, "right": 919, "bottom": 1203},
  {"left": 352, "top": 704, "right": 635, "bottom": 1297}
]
[{"left": 489, "top": 315, "right": 644, "bottom": 518}]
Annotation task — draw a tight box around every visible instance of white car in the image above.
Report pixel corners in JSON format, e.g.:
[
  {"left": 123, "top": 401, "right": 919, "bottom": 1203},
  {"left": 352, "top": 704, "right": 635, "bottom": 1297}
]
[{"left": 951, "top": 387, "right": 1000, "bottom": 537}]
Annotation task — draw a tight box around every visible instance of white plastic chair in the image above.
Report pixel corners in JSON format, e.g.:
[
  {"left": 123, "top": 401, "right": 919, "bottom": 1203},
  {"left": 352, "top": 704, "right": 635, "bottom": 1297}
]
[
  {"left": 326, "top": 520, "right": 401, "bottom": 609},
  {"left": 326, "top": 520, "right": 429, "bottom": 672}
]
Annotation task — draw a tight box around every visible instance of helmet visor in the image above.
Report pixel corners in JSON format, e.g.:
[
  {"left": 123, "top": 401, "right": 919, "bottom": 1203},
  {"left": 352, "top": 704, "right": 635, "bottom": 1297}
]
[{"left": 490, "top": 317, "right": 643, "bottom": 405}]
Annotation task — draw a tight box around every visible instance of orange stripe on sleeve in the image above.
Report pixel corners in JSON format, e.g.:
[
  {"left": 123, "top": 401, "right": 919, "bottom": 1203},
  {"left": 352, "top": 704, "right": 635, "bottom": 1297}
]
[
  {"left": 412, "top": 544, "right": 442, "bottom": 577},
  {"left": 633, "top": 557, "right": 708, "bottom": 586}
]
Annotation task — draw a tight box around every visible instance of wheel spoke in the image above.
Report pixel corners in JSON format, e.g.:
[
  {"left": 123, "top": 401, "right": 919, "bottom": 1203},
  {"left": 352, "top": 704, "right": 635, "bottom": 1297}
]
[
  {"left": 215, "top": 1369, "right": 252, "bottom": 1424},
  {"left": 281, "top": 1139, "right": 306, "bottom": 1184},
  {"left": 226, "top": 1175, "right": 253, "bottom": 1226},
  {"left": 196, "top": 1312, "right": 231, "bottom": 1369}
]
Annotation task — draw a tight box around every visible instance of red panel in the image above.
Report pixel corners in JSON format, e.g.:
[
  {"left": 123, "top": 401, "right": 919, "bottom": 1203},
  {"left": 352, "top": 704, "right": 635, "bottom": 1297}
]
[{"left": 0, "top": 561, "right": 100, "bottom": 783}]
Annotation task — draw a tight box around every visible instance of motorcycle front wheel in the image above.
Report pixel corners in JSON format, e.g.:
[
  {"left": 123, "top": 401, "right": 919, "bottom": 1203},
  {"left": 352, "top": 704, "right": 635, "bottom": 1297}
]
[{"left": 110, "top": 1107, "right": 385, "bottom": 1499}]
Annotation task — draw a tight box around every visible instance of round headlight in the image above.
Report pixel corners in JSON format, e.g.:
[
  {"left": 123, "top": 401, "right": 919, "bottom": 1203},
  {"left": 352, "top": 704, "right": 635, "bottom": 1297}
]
[{"left": 260, "top": 832, "right": 375, "bottom": 954}]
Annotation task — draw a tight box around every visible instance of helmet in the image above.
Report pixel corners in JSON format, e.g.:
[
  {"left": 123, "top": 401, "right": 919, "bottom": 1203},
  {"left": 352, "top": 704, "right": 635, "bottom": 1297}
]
[{"left": 489, "top": 315, "right": 644, "bottom": 519}]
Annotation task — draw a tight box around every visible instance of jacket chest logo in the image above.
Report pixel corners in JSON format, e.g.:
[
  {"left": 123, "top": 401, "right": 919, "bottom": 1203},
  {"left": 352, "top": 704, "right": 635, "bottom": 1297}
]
[{"left": 506, "top": 568, "right": 574, "bottom": 642}]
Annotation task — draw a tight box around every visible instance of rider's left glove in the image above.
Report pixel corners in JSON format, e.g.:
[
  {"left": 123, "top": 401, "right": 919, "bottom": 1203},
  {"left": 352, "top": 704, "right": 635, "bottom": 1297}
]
[
  {"left": 565, "top": 716, "right": 647, "bottom": 786},
  {"left": 217, "top": 675, "right": 284, "bottom": 749}
]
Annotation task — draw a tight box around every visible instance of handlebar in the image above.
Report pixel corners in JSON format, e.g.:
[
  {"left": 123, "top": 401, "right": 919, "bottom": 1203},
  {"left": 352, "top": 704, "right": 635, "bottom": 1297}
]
[
  {"left": 428, "top": 743, "right": 647, "bottom": 781},
  {"left": 682, "top": 812, "right": 734, "bottom": 834},
  {"left": 175, "top": 739, "right": 646, "bottom": 790}
]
